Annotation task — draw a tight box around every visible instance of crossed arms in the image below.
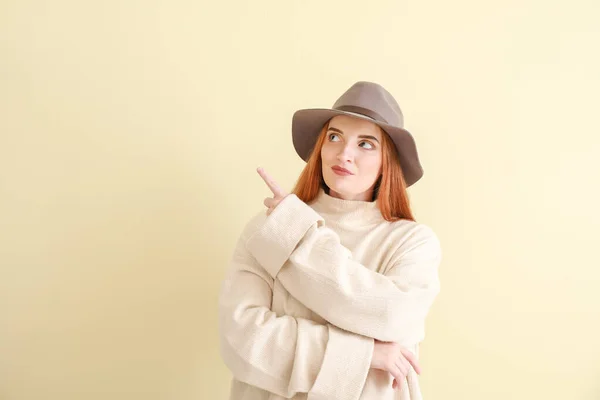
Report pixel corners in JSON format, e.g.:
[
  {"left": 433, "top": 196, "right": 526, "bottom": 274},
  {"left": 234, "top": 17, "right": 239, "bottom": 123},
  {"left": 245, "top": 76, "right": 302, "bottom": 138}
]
[{"left": 218, "top": 194, "right": 441, "bottom": 399}]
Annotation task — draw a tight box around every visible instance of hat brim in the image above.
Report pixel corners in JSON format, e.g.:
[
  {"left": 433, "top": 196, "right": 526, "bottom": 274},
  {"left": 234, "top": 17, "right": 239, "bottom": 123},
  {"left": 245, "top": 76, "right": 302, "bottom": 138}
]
[{"left": 292, "top": 108, "right": 424, "bottom": 187}]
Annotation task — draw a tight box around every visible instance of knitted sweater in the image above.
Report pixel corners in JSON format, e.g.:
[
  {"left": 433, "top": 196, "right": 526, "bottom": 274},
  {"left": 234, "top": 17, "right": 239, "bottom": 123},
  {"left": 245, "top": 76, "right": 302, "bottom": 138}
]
[{"left": 218, "top": 188, "right": 441, "bottom": 400}]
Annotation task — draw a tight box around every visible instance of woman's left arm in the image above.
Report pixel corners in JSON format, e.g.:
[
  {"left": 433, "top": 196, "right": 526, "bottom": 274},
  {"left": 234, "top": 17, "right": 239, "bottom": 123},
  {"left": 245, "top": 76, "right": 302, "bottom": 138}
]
[{"left": 246, "top": 193, "right": 442, "bottom": 344}]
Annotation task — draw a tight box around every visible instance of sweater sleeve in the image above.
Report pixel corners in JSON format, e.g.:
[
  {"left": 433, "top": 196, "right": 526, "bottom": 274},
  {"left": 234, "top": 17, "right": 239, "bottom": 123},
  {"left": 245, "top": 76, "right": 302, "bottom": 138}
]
[
  {"left": 245, "top": 194, "right": 442, "bottom": 344},
  {"left": 218, "top": 213, "right": 374, "bottom": 400}
]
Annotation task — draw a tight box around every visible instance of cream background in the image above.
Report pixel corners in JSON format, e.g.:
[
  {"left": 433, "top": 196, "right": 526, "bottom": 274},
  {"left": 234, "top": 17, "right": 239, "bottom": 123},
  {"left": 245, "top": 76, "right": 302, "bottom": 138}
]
[{"left": 1, "top": 1, "right": 599, "bottom": 399}]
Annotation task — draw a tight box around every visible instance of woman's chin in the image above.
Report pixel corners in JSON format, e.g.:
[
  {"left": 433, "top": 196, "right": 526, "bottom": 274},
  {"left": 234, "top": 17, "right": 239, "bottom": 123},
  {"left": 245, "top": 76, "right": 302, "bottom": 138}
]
[
  {"left": 324, "top": 179, "right": 344, "bottom": 192},
  {"left": 325, "top": 182, "right": 354, "bottom": 197}
]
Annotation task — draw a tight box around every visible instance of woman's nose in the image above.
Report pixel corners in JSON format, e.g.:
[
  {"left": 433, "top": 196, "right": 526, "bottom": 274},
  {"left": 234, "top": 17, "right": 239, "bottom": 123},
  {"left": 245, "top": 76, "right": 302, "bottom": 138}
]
[{"left": 336, "top": 146, "right": 354, "bottom": 163}]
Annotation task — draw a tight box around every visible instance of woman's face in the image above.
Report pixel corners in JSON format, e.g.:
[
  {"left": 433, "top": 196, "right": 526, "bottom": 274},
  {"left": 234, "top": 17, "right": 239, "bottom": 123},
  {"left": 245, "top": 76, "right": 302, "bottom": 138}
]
[{"left": 320, "top": 115, "right": 383, "bottom": 201}]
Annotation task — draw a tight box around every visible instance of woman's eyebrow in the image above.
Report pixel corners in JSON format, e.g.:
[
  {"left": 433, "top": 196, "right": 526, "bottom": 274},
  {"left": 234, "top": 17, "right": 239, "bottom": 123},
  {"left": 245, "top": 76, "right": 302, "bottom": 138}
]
[{"left": 328, "top": 126, "right": 380, "bottom": 143}]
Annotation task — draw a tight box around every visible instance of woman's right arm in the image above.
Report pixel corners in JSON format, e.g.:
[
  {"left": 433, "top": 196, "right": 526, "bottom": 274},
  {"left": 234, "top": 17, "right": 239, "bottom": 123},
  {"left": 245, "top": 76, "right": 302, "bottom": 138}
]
[{"left": 218, "top": 212, "right": 374, "bottom": 400}]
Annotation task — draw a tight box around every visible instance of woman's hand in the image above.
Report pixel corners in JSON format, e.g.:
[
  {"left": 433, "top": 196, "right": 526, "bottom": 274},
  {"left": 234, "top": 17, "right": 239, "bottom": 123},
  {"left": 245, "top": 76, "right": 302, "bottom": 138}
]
[
  {"left": 371, "top": 340, "right": 422, "bottom": 391},
  {"left": 257, "top": 167, "right": 289, "bottom": 216}
]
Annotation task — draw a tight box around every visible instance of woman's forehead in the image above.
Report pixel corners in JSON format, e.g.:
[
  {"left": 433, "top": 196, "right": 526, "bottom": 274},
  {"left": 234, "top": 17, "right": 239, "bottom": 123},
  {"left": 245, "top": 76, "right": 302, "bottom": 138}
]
[{"left": 328, "top": 115, "right": 382, "bottom": 138}]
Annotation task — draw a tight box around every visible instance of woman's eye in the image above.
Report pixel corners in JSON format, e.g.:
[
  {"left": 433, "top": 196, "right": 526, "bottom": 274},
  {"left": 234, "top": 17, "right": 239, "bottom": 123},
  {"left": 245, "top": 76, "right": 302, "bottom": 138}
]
[
  {"left": 359, "top": 141, "right": 374, "bottom": 149},
  {"left": 329, "top": 133, "right": 340, "bottom": 141}
]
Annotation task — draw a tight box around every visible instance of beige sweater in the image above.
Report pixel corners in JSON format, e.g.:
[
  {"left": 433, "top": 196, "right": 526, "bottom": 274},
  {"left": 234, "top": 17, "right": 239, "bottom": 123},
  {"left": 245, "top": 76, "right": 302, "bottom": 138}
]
[{"left": 218, "top": 188, "right": 441, "bottom": 400}]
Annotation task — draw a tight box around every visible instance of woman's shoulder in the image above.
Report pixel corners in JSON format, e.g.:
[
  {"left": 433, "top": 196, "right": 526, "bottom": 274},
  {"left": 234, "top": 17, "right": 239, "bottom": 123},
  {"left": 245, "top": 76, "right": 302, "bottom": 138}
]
[{"left": 388, "top": 218, "right": 441, "bottom": 253}]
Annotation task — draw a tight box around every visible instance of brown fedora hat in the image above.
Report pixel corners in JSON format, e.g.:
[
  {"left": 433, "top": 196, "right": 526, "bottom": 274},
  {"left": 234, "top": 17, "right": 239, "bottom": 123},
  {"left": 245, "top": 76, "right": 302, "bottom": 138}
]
[{"left": 292, "top": 81, "right": 424, "bottom": 187}]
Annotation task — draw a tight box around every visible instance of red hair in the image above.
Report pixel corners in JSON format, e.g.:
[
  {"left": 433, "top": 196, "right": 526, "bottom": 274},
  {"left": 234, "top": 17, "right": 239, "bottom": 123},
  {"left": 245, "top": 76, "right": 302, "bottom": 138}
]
[{"left": 292, "top": 120, "right": 415, "bottom": 222}]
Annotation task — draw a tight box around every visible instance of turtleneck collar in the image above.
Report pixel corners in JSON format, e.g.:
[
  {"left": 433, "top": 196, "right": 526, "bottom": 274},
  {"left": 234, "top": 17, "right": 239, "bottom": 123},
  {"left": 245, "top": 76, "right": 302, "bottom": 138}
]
[{"left": 309, "top": 187, "right": 384, "bottom": 225}]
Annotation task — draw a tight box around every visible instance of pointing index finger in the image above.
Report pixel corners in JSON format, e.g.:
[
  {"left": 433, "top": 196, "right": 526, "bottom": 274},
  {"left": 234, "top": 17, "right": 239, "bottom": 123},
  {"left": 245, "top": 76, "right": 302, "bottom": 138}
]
[{"left": 257, "top": 167, "right": 284, "bottom": 197}]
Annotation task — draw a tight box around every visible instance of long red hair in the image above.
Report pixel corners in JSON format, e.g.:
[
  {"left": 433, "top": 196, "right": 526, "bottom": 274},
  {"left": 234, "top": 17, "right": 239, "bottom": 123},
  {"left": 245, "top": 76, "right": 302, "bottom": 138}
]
[{"left": 292, "top": 120, "right": 415, "bottom": 222}]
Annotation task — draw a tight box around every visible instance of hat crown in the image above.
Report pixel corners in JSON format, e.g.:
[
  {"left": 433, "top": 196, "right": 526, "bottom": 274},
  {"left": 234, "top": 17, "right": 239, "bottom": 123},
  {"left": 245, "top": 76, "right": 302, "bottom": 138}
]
[{"left": 332, "top": 81, "right": 404, "bottom": 128}]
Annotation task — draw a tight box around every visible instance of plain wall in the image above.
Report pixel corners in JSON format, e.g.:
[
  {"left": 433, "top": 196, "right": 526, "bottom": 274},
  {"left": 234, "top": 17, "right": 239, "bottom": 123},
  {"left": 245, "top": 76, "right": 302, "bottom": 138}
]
[{"left": 1, "top": 0, "right": 599, "bottom": 399}]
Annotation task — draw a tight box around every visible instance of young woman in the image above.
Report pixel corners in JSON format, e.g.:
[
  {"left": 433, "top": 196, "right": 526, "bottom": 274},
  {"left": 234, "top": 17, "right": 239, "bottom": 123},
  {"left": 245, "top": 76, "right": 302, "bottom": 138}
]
[{"left": 218, "top": 81, "right": 442, "bottom": 400}]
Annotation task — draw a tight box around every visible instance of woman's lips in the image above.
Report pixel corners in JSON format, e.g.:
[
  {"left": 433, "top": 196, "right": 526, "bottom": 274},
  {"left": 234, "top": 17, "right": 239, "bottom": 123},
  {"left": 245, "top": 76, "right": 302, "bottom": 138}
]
[{"left": 331, "top": 166, "right": 354, "bottom": 176}]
